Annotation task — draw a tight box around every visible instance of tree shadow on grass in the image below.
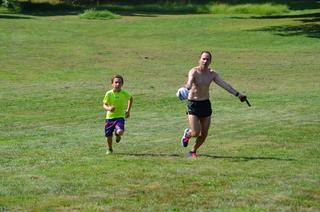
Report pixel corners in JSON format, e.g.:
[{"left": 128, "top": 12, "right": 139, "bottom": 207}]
[
  {"left": 15, "top": 2, "right": 83, "bottom": 17},
  {"left": 92, "top": 8, "right": 158, "bottom": 17},
  {"left": 116, "top": 152, "right": 295, "bottom": 161},
  {"left": 247, "top": 12, "right": 320, "bottom": 39},
  {"left": 215, "top": 0, "right": 320, "bottom": 10},
  {"left": 0, "top": 14, "right": 32, "bottom": 19},
  {"left": 19, "top": 10, "right": 158, "bottom": 17},
  {"left": 201, "top": 154, "right": 295, "bottom": 161},
  {"left": 251, "top": 23, "right": 320, "bottom": 39},
  {"left": 251, "top": 23, "right": 320, "bottom": 38},
  {"left": 116, "top": 152, "right": 180, "bottom": 157},
  {"left": 20, "top": 10, "right": 81, "bottom": 17},
  {"left": 257, "top": 12, "right": 320, "bottom": 20},
  {"left": 13, "top": 1, "right": 201, "bottom": 17}
]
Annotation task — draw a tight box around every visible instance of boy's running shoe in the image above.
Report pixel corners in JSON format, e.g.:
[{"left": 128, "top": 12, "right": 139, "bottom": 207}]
[
  {"left": 181, "top": 128, "right": 190, "bottom": 147},
  {"left": 106, "top": 149, "right": 113, "bottom": 155},
  {"left": 187, "top": 151, "right": 197, "bottom": 158},
  {"left": 115, "top": 133, "right": 121, "bottom": 143}
]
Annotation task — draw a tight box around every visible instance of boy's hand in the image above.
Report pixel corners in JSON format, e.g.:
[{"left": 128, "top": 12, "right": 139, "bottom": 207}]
[
  {"left": 125, "top": 110, "right": 130, "bottom": 118},
  {"left": 109, "top": 106, "right": 115, "bottom": 112}
]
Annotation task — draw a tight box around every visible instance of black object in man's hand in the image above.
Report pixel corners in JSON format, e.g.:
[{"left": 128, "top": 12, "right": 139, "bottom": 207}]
[{"left": 240, "top": 95, "right": 251, "bottom": 107}]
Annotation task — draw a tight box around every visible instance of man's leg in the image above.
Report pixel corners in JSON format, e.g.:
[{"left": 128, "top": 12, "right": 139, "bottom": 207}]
[
  {"left": 191, "top": 116, "right": 211, "bottom": 153},
  {"left": 188, "top": 115, "right": 201, "bottom": 137},
  {"left": 181, "top": 115, "right": 201, "bottom": 147}
]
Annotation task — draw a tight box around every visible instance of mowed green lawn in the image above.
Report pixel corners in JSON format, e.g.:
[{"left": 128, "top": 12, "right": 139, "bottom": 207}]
[{"left": 1, "top": 8, "right": 319, "bottom": 211}]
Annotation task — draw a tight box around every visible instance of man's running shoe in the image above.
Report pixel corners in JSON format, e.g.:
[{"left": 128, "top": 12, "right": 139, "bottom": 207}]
[
  {"left": 106, "top": 148, "right": 113, "bottom": 155},
  {"left": 115, "top": 133, "right": 121, "bottom": 143},
  {"left": 181, "top": 128, "right": 190, "bottom": 147},
  {"left": 187, "top": 151, "right": 197, "bottom": 158}
]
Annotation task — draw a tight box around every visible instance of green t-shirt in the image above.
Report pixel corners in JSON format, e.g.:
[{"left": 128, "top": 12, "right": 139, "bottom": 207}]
[{"left": 103, "top": 89, "right": 132, "bottom": 119}]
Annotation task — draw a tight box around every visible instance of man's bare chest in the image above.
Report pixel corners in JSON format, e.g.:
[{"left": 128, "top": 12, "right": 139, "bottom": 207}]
[{"left": 194, "top": 73, "right": 212, "bottom": 86}]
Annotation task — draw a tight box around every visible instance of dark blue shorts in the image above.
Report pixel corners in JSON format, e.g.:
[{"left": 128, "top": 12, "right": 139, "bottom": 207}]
[
  {"left": 105, "top": 118, "right": 125, "bottom": 137},
  {"left": 187, "top": 99, "right": 212, "bottom": 117}
]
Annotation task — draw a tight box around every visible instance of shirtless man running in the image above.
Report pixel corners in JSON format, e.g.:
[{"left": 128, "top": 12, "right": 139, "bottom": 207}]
[{"left": 181, "top": 51, "right": 247, "bottom": 158}]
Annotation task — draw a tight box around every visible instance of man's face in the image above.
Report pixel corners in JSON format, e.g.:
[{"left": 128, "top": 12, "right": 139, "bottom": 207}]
[
  {"left": 112, "top": 78, "right": 123, "bottom": 89},
  {"left": 199, "top": 53, "right": 211, "bottom": 67}
]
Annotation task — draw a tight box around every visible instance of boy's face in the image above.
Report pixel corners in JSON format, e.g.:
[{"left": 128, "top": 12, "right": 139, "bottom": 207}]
[{"left": 112, "top": 78, "right": 123, "bottom": 90}]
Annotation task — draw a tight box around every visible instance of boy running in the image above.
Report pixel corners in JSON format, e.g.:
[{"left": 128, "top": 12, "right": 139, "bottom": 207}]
[{"left": 103, "top": 75, "right": 133, "bottom": 155}]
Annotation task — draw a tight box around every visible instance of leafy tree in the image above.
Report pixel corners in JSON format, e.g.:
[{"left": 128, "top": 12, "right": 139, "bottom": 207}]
[{"left": 1, "top": 0, "right": 20, "bottom": 10}]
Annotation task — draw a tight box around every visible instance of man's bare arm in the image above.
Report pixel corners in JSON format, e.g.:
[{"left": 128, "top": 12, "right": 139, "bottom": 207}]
[
  {"left": 185, "top": 69, "right": 195, "bottom": 90},
  {"left": 213, "top": 72, "right": 239, "bottom": 96}
]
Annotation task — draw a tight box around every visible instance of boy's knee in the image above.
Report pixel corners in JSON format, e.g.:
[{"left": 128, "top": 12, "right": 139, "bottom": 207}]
[{"left": 116, "top": 130, "right": 124, "bottom": 135}]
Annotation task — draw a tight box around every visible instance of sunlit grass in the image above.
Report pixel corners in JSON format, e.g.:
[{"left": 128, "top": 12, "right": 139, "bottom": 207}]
[
  {"left": 79, "top": 8, "right": 121, "bottom": 20},
  {"left": 1, "top": 6, "right": 319, "bottom": 211},
  {"left": 206, "top": 3, "right": 289, "bottom": 15}
]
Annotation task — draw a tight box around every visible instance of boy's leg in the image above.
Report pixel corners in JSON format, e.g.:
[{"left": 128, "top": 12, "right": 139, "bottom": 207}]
[
  {"left": 106, "top": 136, "right": 113, "bottom": 154},
  {"left": 115, "top": 118, "right": 125, "bottom": 143},
  {"left": 115, "top": 129, "right": 124, "bottom": 136},
  {"left": 105, "top": 119, "right": 115, "bottom": 153},
  {"left": 115, "top": 133, "right": 122, "bottom": 143}
]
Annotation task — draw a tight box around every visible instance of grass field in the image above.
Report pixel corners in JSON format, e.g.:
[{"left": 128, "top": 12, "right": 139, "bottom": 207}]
[{"left": 1, "top": 5, "right": 320, "bottom": 211}]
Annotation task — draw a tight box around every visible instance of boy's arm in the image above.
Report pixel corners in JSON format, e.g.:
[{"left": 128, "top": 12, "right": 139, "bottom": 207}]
[
  {"left": 103, "top": 102, "right": 115, "bottom": 112},
  {"left": 125, "top": 97, "right": 133, "bottom": 118},
  {"left": 103, "top": 93, "right": 115, "bottom": 112}
]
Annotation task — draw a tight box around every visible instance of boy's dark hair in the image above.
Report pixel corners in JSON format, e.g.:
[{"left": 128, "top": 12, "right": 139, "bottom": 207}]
[
  {"left": 111, "top": 74, "right": 124, "bottom": 84},
  {"left": 199, "top": 51, "right": 212, "bottom": 61}
]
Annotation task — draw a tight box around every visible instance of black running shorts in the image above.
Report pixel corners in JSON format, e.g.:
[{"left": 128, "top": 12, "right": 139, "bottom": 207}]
[{"left": 187, "top": 99, "right": 212, "bottom": 117}]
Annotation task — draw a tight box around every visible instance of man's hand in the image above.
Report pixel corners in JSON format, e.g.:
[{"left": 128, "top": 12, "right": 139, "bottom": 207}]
[
  {"left": 237, "top": 93, "right": 251, "bottom": 107},
  {"left": 239, "top": 94, "right": 247, "bottom": 102}
]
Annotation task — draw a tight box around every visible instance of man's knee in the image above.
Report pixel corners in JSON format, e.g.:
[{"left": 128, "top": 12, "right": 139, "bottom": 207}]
[
  {"left": 190, "top": 130, "right": 200, "bottom": 137},
  {"left": 199, "top": 131, "right": 208, "bottom": 139}
]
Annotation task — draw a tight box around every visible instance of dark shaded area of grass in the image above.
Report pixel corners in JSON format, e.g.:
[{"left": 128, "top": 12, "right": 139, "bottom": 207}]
[
  {"left": 116, "top": 152, "right": 296, "bottom": 161},
  {"left": 20, "top": 2, "right": 83, "bottom": 16},
  {"left": 251, "top": 12, "right": 320, "bottom": 38},
  {"left": 1, "top": 2, "right": 84, "bottom": 16},
  {"left": 256, "top": 23, "right": 320, "bottom": 38},
  {"left": 98, "top": 4, "right": 202, "bottom": 15},
  {"left": 214, "top": 0, "right": 319, "bottom": 10},
  {"left": 0, "top": 0, "right": 318, "bottom": 17},
  {"left": 90, "top": 0, "right": 320, "bottom": 10},
  {"left": 0, "top": 14, "right": 32, "bottom": 18}
]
